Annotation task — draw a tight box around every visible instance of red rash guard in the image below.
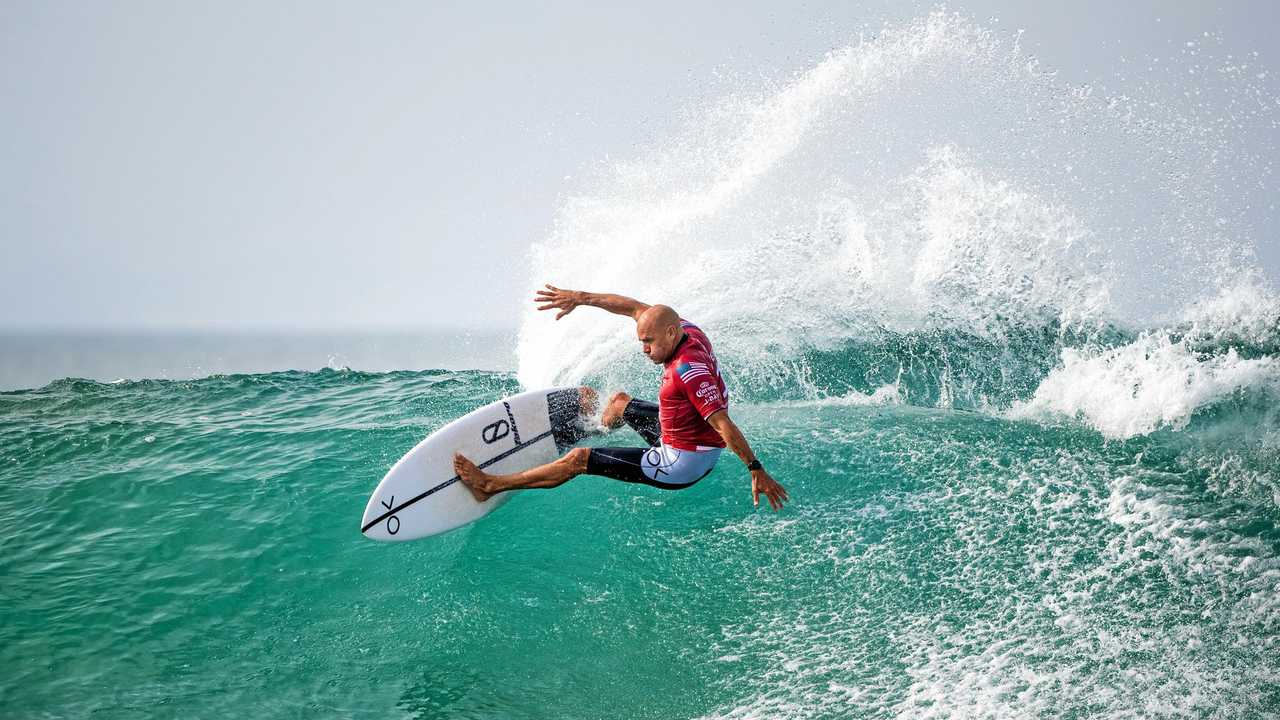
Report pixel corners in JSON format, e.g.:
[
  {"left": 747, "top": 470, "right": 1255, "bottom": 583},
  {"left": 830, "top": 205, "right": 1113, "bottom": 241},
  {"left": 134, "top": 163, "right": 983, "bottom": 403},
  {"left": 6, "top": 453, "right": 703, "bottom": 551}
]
[{"left": 658, "top": 320, "right": 729, "bottom": 450}]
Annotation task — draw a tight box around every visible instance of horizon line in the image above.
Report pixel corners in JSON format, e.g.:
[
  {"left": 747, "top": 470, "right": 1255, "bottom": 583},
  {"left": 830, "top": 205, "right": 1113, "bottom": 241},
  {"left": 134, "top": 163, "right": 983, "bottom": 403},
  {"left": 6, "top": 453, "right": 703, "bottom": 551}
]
[{"left": 0, "top": 324, "right": 522, "bottom": 335}]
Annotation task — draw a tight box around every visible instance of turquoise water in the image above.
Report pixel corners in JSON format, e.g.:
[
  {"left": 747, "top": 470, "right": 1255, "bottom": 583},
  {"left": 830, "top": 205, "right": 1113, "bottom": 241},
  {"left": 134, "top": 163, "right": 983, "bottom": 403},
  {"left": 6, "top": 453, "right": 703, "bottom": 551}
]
[
  {"left": 0, "top": 330, "right": 513, "bottom": 392},
  {"left": 2, "top": 358, "right": 1278, "bottom": 718}
]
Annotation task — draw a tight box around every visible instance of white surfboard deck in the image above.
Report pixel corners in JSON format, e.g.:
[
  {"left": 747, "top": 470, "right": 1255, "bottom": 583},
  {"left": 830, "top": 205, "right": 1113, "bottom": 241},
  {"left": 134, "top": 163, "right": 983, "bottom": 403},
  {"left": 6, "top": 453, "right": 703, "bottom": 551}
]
[{"left": 361, "top": 386, "right": 587, "bottom": 542}]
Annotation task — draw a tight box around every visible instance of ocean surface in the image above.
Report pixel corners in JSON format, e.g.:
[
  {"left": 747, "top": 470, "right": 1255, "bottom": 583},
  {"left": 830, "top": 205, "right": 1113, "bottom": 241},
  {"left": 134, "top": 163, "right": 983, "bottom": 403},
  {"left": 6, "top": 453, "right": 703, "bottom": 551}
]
[
  {"left": 0, "top": 329, "right": 515, "bottom": 393},
  {"left": 4, "top": 11, "right": 1280, "bottom": 719}
]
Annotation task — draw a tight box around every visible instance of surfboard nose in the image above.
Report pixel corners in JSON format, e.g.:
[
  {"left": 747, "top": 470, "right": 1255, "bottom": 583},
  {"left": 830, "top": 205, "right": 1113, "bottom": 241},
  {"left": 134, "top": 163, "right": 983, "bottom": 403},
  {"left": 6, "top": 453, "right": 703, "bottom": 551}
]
[
  {"left": 360, "top": 490, "right": 402, "bottom": 541},
  {"left": 359, "top": 386, "right": 579, "bottom": 542}
]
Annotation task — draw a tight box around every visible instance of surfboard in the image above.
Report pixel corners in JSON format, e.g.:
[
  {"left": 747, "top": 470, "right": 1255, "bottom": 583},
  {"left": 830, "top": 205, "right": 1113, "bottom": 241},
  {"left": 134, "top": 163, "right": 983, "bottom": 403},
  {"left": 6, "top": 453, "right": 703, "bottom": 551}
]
[{"left": 360, "top": 386, "right": 589, "bottom": 542}]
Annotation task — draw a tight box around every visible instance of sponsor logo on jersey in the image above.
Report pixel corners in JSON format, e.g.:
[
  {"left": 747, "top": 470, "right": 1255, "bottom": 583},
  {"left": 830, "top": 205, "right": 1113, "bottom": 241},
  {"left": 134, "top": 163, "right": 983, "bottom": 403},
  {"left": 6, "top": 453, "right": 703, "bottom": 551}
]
[{"left": 695, "top": 381, "right": 722, "bottom": 404}]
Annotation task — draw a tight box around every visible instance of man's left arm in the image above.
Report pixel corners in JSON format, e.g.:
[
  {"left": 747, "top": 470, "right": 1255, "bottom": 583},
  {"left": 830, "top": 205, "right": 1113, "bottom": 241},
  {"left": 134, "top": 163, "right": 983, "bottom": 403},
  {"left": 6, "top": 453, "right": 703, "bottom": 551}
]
[{"left": 706, "top": 410, "right": 789, "bottom": 511}]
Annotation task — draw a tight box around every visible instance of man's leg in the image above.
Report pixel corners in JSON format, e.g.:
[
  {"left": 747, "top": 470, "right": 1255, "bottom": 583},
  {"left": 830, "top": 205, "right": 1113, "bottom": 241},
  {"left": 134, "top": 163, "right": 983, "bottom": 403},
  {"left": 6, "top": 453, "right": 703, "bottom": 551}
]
[
  {"left": 455, "top": 389, "right": 659, "bottom": 503},
  {"left": 601, "top": 392, "right": 661, "bottom": 447},
  {"left": 581, "top": 445, "right": 718, "bottom": 490},
  {"left": 454, "top": 447, "right": 591, "bottom": 502}
]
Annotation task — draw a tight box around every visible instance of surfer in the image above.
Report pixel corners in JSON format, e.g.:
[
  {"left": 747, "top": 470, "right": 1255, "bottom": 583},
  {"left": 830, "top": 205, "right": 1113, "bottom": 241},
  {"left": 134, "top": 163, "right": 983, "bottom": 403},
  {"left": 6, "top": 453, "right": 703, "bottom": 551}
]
[{"left": 454, "top": 286, "right": 789, "bottom": 511}]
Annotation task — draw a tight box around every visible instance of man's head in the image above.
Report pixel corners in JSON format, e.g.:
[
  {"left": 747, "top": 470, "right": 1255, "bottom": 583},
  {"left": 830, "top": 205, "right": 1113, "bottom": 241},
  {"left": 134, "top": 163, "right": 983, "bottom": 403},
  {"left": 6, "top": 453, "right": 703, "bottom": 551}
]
[{"left": 636, "top": 305, "right": 683, "bottom": 364}]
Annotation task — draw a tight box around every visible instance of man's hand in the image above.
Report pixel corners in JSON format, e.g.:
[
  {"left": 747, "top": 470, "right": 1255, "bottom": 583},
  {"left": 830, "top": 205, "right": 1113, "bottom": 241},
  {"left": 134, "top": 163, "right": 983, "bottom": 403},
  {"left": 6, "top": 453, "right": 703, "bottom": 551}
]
[
  {"left": 706, "top": 409, "right": 790, "bottom": 512},
  {"left": 534, "top": 285, "right": 650, "bottom": 320},
  {"left": 751, "top": 468, "right": 789, "bottom": 511},
  {"left": 534, "top": 284, "right": 582, "bottom": 320}
]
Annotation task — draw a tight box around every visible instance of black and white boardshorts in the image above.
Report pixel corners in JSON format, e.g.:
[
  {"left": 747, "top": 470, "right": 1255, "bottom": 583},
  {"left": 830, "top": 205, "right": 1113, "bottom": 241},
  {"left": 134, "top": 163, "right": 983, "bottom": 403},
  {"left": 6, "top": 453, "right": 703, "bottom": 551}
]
[{"left": 585, "top": 400, "right": 722, "bottom": 490}]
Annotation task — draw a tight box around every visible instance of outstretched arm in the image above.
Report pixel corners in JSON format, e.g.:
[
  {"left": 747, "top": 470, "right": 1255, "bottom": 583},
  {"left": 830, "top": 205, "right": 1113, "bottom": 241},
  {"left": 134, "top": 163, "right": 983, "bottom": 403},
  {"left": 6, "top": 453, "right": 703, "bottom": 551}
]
[
  {"left": 706, "top": 410, "right": 789, "bottom": 511},
  {"left": 534, "top": 284, "right": 650, "bottom": 321}
]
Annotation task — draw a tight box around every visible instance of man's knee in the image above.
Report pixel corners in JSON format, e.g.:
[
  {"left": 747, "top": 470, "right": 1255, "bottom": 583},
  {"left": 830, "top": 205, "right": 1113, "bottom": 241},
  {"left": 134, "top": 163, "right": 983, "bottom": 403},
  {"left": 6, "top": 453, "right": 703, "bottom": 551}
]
[{"left": 607, "top": 391, "right": 631, "bottom": 409}]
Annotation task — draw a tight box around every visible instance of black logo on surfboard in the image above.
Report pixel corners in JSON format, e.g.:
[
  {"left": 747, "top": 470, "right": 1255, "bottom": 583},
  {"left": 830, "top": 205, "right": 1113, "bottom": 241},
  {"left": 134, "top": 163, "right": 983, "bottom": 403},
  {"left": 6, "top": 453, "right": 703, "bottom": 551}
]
[
  {"left": 380, "top": 496, "right": 400, "bottom": 535},
  {"left": 482, "top": 420, "right": 510, "bottom": 444}
]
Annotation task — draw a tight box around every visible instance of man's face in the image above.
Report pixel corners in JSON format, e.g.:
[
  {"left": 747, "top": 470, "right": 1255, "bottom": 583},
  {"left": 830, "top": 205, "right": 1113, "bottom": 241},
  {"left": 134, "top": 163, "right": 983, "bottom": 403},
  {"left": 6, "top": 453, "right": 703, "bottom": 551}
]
[{"left": 637, "top": 321, "right": 677, "bottom": 364}]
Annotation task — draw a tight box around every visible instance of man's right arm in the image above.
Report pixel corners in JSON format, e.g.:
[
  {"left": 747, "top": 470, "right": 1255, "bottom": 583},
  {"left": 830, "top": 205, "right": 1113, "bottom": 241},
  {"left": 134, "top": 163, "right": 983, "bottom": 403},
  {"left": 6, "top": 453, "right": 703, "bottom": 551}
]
[{"left": 534, "top": 285, "right": 649, "bottom": 321}]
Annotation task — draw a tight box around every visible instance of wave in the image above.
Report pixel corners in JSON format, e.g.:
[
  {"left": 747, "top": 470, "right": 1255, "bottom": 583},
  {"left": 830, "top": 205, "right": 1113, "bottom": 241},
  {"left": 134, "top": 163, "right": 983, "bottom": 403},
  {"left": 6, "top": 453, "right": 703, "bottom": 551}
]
[
  {"left": 513, "top": 11, "right": 1278, "bottom": 447},
  {"left": 1009, "top": 280, "right": 1280, "bottom": 439},
  {"left": 1010, "top": 329, "right": 1279, "bottom": 438}
]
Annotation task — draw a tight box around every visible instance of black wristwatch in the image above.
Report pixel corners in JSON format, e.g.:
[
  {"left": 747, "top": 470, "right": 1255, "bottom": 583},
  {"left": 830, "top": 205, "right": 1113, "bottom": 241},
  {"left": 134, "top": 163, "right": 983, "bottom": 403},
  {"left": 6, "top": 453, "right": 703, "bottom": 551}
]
[{"left": 747, "top": 459, "right": 764, "bottom": 472}]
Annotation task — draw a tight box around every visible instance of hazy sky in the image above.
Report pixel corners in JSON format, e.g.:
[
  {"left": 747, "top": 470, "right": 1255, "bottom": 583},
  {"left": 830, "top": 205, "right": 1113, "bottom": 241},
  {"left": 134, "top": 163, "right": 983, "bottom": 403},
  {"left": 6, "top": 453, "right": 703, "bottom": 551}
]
[{"left": 3, "top": 1, "right": 1277, "bottom": 331}]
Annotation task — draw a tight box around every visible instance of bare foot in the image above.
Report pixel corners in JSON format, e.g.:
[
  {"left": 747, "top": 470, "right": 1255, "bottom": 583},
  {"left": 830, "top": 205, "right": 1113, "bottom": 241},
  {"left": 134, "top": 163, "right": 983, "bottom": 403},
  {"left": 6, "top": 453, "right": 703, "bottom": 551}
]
[
  {"left": 453, "top": 453, "right": 494, "bottom": 502},
  {"left": 600, "top": 391, "right": 631, "bottom": 429}
]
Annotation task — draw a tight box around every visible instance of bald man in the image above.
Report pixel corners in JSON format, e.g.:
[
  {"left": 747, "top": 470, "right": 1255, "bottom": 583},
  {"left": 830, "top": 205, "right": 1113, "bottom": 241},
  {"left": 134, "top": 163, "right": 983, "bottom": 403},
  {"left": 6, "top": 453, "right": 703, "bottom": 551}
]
[{"left": 453, "top": 285, "right": 789, "bottom": 511}]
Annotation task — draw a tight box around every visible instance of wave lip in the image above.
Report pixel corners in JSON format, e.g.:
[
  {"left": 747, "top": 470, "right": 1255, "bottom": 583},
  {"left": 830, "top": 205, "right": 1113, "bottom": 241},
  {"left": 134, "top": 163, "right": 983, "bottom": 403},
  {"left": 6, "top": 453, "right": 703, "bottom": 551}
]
[{"left": 1009, "top": 327, "right": 1280, "bottom": 440}]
